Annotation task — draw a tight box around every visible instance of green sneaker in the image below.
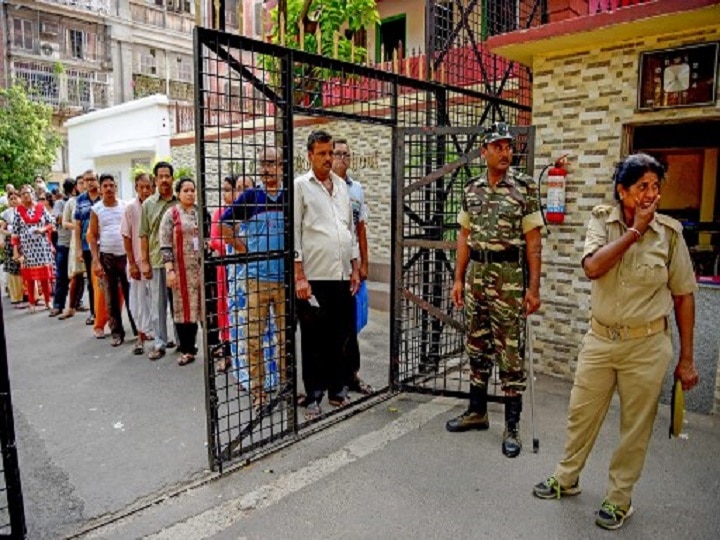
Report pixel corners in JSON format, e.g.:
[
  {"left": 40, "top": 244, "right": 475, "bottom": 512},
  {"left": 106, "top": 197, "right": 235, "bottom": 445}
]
[
  {"left": 532, "top": 475, "right": 582, "bottom": 500},
  {"left": 595, "top": 499, "right": 634, "bottom": 530}
]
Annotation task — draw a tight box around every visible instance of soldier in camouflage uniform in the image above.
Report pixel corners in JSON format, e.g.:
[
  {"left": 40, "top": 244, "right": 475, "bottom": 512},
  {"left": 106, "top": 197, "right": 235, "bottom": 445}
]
[{"left": 446, "top": 122, "right": 544, "bottom": 458}]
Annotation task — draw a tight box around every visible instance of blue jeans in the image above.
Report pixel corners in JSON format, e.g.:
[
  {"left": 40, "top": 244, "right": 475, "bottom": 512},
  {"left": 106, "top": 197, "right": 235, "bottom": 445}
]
[{"left": 53, "top": 245, "right": 70, "bottom": 310}]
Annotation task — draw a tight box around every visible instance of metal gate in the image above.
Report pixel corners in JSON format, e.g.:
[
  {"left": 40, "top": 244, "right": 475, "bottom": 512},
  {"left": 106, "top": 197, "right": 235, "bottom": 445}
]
[
  {"left": 194, "top": 26, "right": 531, "bottom": 471},
  {"left": 391, "top": 125, "right": 535, "bottom": 402},
  {"left": 0, "top": 302, "right": 26, "bottom": 538}
]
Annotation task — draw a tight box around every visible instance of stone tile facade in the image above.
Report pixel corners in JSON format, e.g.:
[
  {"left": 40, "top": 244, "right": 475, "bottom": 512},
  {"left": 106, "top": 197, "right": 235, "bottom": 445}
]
[{"left": 531, "top": 27, "right": 720, "bottom": 412}]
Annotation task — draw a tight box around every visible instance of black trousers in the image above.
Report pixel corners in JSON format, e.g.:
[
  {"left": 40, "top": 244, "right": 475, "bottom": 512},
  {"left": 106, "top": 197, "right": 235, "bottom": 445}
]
[
  {"left": 100, "top": 252, "right": 130, "bottom": 339},
  {"left": 298, "top": 280, "right": 355, "bottom": 404},
  {"left": 175, "top": 322, "right": 198, "bottom": 355}
]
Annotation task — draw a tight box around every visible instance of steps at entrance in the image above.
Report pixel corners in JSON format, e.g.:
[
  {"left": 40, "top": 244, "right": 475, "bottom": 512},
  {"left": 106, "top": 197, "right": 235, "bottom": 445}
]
[{"left": 367, "top": 260, "right": 391, "bottom": 312}]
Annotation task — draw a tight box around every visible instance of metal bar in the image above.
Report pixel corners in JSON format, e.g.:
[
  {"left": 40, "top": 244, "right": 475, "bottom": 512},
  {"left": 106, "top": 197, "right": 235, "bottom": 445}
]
[
  {"left": 402, "top": 239, "right": 456, "bottom": 250},
  {"left": 402, "top": 288, "right": 465, "bottom": 333},
  {"left": 0, "top": 279, "right": 26, "bottom": 539},
  {"left": 402, "top": 146, "right": 482, "bottom": 197},
  {"left": 194, "top": 28, "right": 220, "bottom": 473},
  {"left": 390, "top": 129, "right": 405, "bottom": 390},
  {"left": 293, "top": 106, "right": 396, "bottom": 126}
]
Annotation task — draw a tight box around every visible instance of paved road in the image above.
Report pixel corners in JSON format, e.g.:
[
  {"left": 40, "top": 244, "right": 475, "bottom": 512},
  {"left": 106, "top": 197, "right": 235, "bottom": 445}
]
[{"left": 3, "top": 296, "right": 718, "bottom": 538}]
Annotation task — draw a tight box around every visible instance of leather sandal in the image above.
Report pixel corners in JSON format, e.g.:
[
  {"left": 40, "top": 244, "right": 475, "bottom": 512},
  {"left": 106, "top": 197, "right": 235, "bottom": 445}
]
[{"left": 178, "top": 353, "right": 196, "bottom": 366}]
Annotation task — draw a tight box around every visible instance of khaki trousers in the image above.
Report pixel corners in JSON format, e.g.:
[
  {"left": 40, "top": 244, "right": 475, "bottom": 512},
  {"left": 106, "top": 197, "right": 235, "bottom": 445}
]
[
  {"left": 554, "top": 329, "right": 672, "bottom": 507},
  {"left": 246, "top": 279, "right": 286, "bottom": 395}
]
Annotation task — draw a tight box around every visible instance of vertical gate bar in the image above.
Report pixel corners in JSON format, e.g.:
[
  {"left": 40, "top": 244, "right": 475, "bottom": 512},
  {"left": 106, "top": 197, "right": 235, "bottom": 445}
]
[
  {"left": 281, "top": 49, "right": 298, "bottom": 434},
  {"left": 194, "top": 28, "right": 219, "bottom": 473},
  {"left": 0, "top": 293, "right": 26, "bottom": 538},
  {"left": 390, "top": 128, "right": 405, "bottom": 390},
  {"left": 425, "top": 1, "right": 435, "bottom": 82}
]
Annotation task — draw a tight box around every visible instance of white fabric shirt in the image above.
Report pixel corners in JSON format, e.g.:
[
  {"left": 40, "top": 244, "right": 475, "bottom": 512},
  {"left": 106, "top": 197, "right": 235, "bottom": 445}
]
[
  {"left": 294, "top": 170, "right": 359, "bottom": 281},
  {"left": 92, "top": 199, "right": 126, "bottom": 256}
]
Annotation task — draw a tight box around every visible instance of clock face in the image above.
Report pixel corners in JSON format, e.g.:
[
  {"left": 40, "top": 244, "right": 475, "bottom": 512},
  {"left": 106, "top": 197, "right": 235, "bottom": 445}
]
[{"left": 638, "top": 43, "right": 719, "bottom": 110}]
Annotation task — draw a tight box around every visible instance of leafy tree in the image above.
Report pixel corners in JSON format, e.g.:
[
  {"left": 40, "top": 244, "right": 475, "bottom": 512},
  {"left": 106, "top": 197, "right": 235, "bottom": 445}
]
[
  {"left": 270, "top": 0, "right": 379, "bottom": 64},
  {"left": 0, "top": 84, "right": 62, "bottom": 191}
]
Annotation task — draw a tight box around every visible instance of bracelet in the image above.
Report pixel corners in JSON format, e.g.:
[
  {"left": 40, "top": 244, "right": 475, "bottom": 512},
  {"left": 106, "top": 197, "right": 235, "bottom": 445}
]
[{"left": 627, "top": 227, "right": 642, "bottom": 240}]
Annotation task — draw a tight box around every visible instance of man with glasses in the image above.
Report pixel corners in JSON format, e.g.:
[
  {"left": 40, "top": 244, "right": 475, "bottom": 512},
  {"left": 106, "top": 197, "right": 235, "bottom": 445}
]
[
  {"left": 221, "top": 147, "right": 286, "bottom": 410},
  {"left": 331, "top": 138, "right": 373, "bottom": 395},
  {"left": 445, "top": 122, "right": 544, "bottom": 459}
]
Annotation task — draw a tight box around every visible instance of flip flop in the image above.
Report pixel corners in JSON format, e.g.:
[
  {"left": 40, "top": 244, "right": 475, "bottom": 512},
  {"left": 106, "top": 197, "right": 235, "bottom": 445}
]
[
  {"left": 148, "top": 348, "right": 165, "bottom": 361},
  {"left": 133, "top": 343, "right": 144, "bottom": 355}
]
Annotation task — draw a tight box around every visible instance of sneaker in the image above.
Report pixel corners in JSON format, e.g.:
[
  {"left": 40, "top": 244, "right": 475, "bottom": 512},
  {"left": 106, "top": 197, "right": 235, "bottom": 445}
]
[
  {"left": 595, "top": 500, "right": 634, "bottom": 530},
  {"left": 532, "top": 476, "right": 582, "bottom": 500}
]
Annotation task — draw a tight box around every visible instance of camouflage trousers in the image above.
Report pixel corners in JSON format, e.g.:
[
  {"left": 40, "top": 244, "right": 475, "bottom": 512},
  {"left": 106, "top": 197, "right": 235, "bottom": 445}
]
[{"left": 464, "top": 260, "right": 527, "bottom": 393}]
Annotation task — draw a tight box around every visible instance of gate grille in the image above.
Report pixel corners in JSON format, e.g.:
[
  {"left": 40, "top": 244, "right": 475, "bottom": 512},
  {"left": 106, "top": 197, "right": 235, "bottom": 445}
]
[{"left": 194, "top": 27, "right": 532, "bottom": 470}]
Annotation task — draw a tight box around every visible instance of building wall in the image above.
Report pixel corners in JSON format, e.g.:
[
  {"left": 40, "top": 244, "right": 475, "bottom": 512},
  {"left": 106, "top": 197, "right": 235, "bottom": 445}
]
[
  {"left": 371, "top": 0, "right": 426, "bottom": 59},
  {"left": 531, "top": 26, "right": 720, "bottom": 389}
]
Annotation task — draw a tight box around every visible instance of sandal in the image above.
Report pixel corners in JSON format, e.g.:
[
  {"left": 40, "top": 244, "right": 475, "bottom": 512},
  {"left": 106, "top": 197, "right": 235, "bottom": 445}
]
[
  {"left": 215, "top": 357, "right": 232, "bottom": 373},
  {"left": 133, "top": 342, "right": 144, "bottom": 355},
  {"left": 148, "top": 348, "right": 165, "bottom": 361},
  {"left": 304, "top": 401, "right": 322, "bottom": 420},
  {"left": 328, "top": 395, "right": 352, "bottom": 408},
  {"left": 111, "top": 336, "right": 124, "bottom": 347},
  {"left": 178, "top": 353, "right": 195, "bottom": 366},
  {"left": 349, "top": 378, "right": 374, "bottom": 395},
  {"left": 94, "top": 330, "right": 105, "bottom": 339}
]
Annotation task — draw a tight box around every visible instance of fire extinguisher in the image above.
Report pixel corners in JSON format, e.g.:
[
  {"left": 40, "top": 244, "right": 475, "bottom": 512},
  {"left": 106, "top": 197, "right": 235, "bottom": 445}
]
[{"left": 545, "top": 155, "right": 569, "bottom": 224}]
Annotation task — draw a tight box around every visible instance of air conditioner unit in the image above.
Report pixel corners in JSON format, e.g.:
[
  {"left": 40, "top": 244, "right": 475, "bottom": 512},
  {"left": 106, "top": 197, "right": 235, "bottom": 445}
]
[
  {"left": 40, "top": 22, "right": 60, "bottom": 36},
  {"left": 39, "top": 41, "right": 60, "bottom": 59}
]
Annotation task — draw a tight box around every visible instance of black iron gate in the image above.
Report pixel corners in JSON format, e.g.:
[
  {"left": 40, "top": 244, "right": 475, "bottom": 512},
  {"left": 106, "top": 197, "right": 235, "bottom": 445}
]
[
  {"left": 194, "top": 26, "right": 531, "bottom": 471},
  {"left": 0, "top": 301, "right": 26, "bottom": 538},
  {"left": 391, "top": 125, "right": 535, "bottom": 402}
]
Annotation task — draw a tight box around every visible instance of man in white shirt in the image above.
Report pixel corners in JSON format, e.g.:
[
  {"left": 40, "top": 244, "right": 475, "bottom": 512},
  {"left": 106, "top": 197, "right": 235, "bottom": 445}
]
[
  {"left": 294, "top": 130, "right": 360, "bottom": 420},
  {"left": 87, "top": 174, "right": 128, "bottom": 347}
]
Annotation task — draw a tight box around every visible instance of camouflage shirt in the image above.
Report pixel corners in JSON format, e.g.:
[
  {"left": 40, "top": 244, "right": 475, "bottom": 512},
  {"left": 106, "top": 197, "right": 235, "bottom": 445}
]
[{"left": 458, "top": 168, "right": 544, "bottom": 251}]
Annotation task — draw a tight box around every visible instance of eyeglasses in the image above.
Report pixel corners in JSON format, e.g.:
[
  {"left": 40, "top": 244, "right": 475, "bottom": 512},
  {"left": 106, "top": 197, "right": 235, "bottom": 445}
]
[{"left": 333, "top": 152, "right": 350, "bottom": 158}]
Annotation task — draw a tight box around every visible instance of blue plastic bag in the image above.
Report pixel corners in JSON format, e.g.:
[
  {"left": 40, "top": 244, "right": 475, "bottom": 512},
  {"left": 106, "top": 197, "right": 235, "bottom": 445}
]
[{"left": 355, "top": 281, "right": 369, "bottom": 333}]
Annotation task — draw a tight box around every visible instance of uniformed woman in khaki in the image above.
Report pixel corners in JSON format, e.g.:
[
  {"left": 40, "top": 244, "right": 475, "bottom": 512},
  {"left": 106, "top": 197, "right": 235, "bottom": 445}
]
[{"left": 532, "top": 153, "right": 699, "bottom": 531}]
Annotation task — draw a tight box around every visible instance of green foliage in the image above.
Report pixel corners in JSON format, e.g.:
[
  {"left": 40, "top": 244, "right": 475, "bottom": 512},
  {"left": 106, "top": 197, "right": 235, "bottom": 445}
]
[
  {"left": 0, "top": 85, "right": 62, "bottom": 191},
  {"left": 269, "top": 0, "right": 379, "bottom": 63}
]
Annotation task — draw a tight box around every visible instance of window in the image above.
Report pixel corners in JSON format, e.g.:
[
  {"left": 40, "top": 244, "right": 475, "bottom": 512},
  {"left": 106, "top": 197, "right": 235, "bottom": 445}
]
[
  {"left": 254, "top": 0, "right": 264, "bottom": 38},
  {"left": 482, "top": 0, "right": 518, "bottom": 39},
  {"left": 13, "top": 19, "right": 34, "bottom": 50},
  {"left": 138, "top": 47, "right": 158, "bottom": 75},
  {"left": 376, "top": 15, "right": 406, "bottom": 63},
  {"left": 69, "top": 29, "right": 85, "bottom": 60},
  {"left": 175, "top": 55, "right": 192, "bottom": 82},
  {"left": 434, "top": 1, "right": 454, "bottom": 52}
]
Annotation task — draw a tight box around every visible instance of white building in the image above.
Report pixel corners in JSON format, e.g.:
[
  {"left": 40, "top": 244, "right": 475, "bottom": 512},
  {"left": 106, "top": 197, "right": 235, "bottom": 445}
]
[{"left": 65, "top": 94, "right": 171, "bottom": 199}]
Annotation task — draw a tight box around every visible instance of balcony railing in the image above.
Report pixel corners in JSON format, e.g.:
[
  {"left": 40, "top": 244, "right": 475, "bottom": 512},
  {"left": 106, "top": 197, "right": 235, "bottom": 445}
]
[
  {"left": 12, "top": 61, "right": 109, "bottom": 111},
  {"left": 130, "top": 4, "right": 195, "bottom": 33},
  {"left": 36, "top": 0, "right": 111, "bottom": 14},
  {"left": 589, "top": 0, "right": 654, "bottom": 13},
  {"left": 169, "top": 100, "right": 248, "bottom": 135}
]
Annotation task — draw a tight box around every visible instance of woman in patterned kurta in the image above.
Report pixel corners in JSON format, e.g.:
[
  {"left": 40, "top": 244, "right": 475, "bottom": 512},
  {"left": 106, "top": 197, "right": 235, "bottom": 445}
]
[
  {"left": 160, "top": 178, "right": 202, "bottom": 365},
  {"left": 12, "top": 186, "right": 55, "bottom": 312},
  {"left": 1, "top": 192, "right": 25, "bottom": 305}
]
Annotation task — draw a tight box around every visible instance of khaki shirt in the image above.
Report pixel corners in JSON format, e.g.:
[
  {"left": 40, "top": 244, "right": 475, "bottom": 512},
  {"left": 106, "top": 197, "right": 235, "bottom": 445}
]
[
  {"left": 457, "top": 169, "right": 544, "bottom": 250},
  {"left": 139, "top": 192, "right": 178, "bottom": 268},
  {"left": 583, "top": 204, "right": 697, "bottom": 328},
  {"left": 294, "top": 170, "right": 359, "bottom": 281}
]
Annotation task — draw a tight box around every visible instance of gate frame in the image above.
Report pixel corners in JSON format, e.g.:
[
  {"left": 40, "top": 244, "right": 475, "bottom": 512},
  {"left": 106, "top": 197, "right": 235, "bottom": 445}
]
[{"left": 194, "top": 27, "right": 532, "bottom": 471}]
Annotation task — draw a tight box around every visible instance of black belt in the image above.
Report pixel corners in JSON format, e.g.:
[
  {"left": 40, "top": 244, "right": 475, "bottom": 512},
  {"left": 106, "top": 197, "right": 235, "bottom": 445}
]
[{"left": 469, "top": 247, "right": 520, "bottom": 264}]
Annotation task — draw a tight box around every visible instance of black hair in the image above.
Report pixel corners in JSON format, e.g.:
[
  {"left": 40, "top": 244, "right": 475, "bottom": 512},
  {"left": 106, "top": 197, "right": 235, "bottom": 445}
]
[
  {"left": 223, "top": 175, "right": 237, "bottom": 189},
  {"left": 153, "top": 161, "right": 174, "bottom": 177},
  {"left": 175, "top": 177, "right": 195, "bottom": 194},
  {"left": 62, "top": 178, "right": 76, "bottom": 195},
  {"left": 135, "top": 172, "right": 151, "bottom": 184},
  {"left": 612, "top": 153, "right": 665, "bottom": 201},
  {"left": 307, "top": 130, "right": 332, "bottom": 152},
  {"left": 98, "top": 173, "right": 115, "bottom": 186}
]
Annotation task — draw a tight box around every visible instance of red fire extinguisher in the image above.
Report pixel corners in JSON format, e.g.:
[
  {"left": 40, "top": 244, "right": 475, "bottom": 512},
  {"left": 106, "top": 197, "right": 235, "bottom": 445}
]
[{"left": 545, "top": 155, "right": 569, "bottom": 224}]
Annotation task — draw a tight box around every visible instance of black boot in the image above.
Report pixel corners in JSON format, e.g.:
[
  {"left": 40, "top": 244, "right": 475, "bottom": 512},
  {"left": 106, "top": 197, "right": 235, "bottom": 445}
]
[
  {"left": 446, "top": 385, "right": 489, "bottom": 432},
  {"left": 502, "top": 396, "right": 522, "bottom": 458}
]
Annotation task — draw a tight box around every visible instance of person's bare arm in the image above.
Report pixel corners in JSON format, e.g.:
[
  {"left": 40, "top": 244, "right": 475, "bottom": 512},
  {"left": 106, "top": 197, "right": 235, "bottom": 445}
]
[{"left": 673, "top": 293, "right": 698, "bottom": 391}]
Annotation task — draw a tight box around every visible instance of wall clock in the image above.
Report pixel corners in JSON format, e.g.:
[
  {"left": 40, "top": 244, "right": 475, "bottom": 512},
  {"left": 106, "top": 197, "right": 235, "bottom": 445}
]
[{"left": 638, "top": 42, "right": 719, "bottom": 110}]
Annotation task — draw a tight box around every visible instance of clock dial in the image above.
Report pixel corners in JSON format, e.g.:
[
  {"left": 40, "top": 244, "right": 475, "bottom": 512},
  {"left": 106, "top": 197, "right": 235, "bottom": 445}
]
[
  {"left": 663, "top": 63, "right": 690, "bottom": 92},
  {"left": 638, "top": 43, "right": 718, "bottom": 110}
]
